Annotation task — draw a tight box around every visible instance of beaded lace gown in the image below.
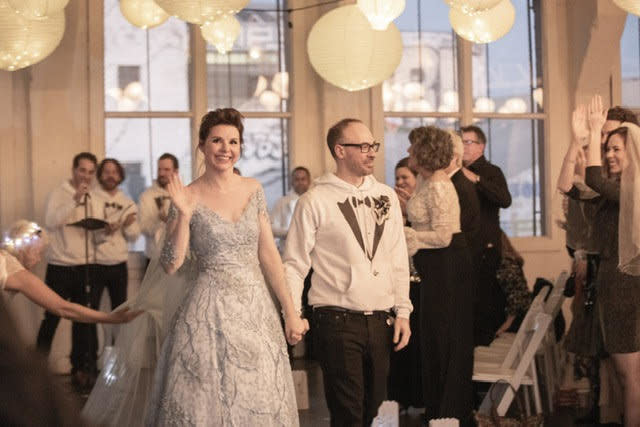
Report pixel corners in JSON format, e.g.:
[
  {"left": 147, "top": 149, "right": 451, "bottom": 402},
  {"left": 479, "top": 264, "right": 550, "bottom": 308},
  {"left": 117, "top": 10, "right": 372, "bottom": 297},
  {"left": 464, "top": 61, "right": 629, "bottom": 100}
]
[{"left": 146, "top": 188, "right": 298, "bottom": 426}]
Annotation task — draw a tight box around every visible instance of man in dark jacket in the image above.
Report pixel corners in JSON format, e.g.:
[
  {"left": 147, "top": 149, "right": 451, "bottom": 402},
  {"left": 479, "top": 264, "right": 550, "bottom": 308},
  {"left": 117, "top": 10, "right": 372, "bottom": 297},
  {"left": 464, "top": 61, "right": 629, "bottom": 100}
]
[{"left": 460, "top": 125, "right": 512, "bottom": 345}]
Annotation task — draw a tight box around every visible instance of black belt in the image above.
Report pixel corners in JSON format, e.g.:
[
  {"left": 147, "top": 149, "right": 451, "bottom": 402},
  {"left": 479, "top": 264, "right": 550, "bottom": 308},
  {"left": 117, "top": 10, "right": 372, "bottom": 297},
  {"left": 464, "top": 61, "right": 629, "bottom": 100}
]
[{"left": 314, "top": 305, "right": 391, "bottom": 316}]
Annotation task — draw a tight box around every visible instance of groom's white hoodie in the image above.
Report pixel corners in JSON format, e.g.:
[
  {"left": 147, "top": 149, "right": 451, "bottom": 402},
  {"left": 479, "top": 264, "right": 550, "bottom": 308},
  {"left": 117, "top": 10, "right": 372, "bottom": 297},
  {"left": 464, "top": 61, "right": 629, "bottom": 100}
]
[{"left": 283, "top": 173, "right": 412, "bottom": 319}]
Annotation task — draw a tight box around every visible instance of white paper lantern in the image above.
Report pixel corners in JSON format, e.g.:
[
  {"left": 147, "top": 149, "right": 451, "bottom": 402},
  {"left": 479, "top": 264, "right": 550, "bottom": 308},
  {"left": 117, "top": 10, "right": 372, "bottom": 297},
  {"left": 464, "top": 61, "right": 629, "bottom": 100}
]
[
  {"left": 7, "top": 0, "right": 69, "bottom": 20},
  {"left": 307, "top": 5, "right": 403, "bottom": 92},
  {"left": 473, "top": 96, "right": 495, "bottom": 113},
  {"left": 357, "top": 0, "right": 405, "bottom": 30},
  {"left": 200, "top": 14, "right": 240, "bottom": 54},
  {"left": 444, "top": 0, "right": 502, "bottom": 15},
  {"left": 0, "top": 2, "right": 65, "bottom": 71},
  {"left": 449, "top": 0, "right": 514, "bottom": 43},
  {"left": 120, "top": 0, "right": 169, "bottom": 29},
  {"left": 155, "top": 0, "right": 249, "bottom": 24},
  {"left": 613, "top": 0, "right": 640, "bottom": 17}
]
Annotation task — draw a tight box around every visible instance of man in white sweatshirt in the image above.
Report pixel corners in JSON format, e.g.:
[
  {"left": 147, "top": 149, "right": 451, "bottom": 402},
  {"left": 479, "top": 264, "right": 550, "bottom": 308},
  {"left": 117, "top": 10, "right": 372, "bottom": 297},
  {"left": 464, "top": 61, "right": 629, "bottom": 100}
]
[
  {"left": 284, "top": 118, "right": 412, "bottom": 426},
  {"left": 138, "top": 153, "right": 178, "bottom": 267},
  {"left": 93, "top": 158, "right": 140, "bottom": 343},
  {"left": 36, "top": 152, "right": 102, "bottom": 390}
]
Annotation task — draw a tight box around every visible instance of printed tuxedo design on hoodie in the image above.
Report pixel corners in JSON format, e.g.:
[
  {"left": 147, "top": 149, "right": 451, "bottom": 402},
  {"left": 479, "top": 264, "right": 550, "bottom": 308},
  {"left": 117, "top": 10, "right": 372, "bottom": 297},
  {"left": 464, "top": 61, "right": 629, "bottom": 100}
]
[
  {"left": 283, "top": 173, "right": 412, "bottom": 318},
  {"left": 337, "top": 195, "right": 391, "bottom": 261}
]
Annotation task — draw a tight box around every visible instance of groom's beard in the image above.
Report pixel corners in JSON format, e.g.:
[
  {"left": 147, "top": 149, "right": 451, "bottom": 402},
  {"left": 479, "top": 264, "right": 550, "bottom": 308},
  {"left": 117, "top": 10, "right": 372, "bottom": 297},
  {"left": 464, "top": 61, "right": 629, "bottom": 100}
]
[{"left": 100, "top": 178, "right": 119, "bottom": 192}]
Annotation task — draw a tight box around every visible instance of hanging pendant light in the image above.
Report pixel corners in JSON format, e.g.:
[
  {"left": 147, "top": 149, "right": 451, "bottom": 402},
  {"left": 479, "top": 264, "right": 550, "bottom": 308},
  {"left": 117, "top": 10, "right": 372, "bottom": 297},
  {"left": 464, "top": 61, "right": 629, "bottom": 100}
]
[
  {"left": 200, "top": 14, "right": 241, "bottom": 54},
  {"left": 613, "top": 0, "right": 640, "bottom": 17},
  {"left": 120, "top": 0, "right": 169, "bottom": 29},
  {"left": 155, "top": 0, "right": 249, "bottom": 24},
  {"left": 444, "top": 0, "right": 502, "bottom": 15},
  {"left": 449, "top": 0, "right": 515, "bottom": 43},
  {"left": 307, "top": 5, "right": 403, "bottom": 91},
  {"left": 7, "top": 0, "right": 69, "bottom": 20},
  {"left": 357, "top": 0, "right": 405, "bottom": 30},
  {"left": 0, "top": 1, "right": 65, "bottom": 70}
]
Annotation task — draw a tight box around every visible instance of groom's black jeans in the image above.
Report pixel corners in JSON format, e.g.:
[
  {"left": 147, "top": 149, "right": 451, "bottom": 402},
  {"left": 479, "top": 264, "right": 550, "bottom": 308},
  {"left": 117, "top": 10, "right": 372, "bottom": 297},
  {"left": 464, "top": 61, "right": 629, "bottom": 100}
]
[{"left": 312, "top": 306, "right": 394, "bottom": 427}]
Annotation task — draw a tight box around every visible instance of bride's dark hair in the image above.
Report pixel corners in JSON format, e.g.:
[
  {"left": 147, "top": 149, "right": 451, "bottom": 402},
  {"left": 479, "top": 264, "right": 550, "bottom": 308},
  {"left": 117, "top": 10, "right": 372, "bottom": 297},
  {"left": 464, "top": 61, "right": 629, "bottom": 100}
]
[{"left": 198, "top": 108, "right": 245, "bottom": 146}]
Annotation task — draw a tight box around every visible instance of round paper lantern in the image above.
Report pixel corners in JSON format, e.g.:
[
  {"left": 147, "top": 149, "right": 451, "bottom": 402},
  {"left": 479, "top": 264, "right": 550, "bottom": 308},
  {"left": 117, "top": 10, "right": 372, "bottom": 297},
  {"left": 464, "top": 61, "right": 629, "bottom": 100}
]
[
  {"left": 0, "top": 3, "right": 65, "bottom": 71},
  {"left": 449, "top": 0, "right": 514, "bottom": 43},
  {"left": 200, "top": 14, "right": 240, "bottom": 54},
  {"left": 357, "top": 0, "right": 405, "bottom": 30},
  {"left": 613, "top": 0, "right": 640, "bottom": 16},
  {"left": 120, "top": 0, "right": 169, "bottom": 29},
  {"left": 307, "top": 5, "right": 403, "bottom": 92},
  {"left": 473, "top": 96, "right": 495, "bottom": 113},
  {"left": 7, "top": 0, "right": 69, "bottom": 20},
  {"left": 444, "top": 0, "right": 502, "bottom": 15},
  {"left": 155, "top": 0, "right": 249, "bottom": 24}
]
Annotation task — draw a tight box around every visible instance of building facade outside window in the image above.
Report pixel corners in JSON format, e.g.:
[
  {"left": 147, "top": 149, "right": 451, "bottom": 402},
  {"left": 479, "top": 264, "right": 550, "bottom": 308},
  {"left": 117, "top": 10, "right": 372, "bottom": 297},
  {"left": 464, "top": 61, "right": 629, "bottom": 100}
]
[{"left": 384, "top": 0, "right": 545, "bottom": 237}]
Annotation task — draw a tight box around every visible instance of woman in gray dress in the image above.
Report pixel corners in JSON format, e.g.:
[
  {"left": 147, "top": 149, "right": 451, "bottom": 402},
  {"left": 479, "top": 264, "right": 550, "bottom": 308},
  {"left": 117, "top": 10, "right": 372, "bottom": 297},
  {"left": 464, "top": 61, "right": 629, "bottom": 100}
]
[
  {"left": 145, "top": 108, "right": 307, "bottom": 426},
  {"left": 586, "top": 95, "right": 640, "bottom": 427}
]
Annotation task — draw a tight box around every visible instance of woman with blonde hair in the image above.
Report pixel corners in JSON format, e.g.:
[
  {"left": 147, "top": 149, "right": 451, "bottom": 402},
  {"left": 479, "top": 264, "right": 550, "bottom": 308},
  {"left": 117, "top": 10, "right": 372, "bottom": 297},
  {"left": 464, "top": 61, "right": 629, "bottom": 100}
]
[{"left": 1, "top": 220, "right": 138, "bottom": 324}]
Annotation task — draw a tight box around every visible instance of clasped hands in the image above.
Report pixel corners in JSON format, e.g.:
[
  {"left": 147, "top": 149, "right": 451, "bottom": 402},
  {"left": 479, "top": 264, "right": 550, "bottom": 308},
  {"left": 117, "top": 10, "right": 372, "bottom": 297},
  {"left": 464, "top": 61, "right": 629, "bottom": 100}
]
[{"left": 285, "top": 314, "right": 310, "bottom": 346}]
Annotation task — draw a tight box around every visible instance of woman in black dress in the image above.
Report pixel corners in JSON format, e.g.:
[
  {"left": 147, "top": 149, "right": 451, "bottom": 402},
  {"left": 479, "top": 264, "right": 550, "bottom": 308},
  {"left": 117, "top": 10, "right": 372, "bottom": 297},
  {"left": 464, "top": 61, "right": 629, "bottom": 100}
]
[
  {"left": 388, "top": 157, "right": 423, "bottom": 409},
  {"left": 404, "top": 126, "right": 475, "bottom": 424},
  {"left": 587, "top": 95, "right": 640, "bottom": 427}
]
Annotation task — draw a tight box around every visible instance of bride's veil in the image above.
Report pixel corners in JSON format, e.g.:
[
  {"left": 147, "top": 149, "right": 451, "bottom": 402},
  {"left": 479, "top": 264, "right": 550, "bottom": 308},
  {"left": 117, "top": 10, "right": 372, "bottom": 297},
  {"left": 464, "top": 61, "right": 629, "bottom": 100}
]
[{"left": 81, "top": 250, "right": 195, "bottom": 426}]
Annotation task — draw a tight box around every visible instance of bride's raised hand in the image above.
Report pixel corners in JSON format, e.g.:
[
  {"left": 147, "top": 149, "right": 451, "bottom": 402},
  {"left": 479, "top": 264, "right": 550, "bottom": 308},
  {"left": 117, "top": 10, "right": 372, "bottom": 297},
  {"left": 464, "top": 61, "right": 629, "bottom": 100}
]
[{"left": 167, "top": 172, "right": 195, "bottom": 217}]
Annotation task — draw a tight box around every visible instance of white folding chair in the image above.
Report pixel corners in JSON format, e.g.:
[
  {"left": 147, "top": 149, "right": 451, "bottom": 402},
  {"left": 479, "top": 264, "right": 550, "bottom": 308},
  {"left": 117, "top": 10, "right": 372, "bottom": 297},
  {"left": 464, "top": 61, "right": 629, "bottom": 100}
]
[{"left": 474, "top": 312, "right": 553, "bottom": 416}]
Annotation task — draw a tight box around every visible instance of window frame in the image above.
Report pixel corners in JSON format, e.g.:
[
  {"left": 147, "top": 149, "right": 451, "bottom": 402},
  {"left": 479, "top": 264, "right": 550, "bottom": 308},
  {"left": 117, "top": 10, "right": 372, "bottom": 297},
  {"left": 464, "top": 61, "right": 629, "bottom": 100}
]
[{"left": 383, "top": 0, "right": 549, "bottom": 240}]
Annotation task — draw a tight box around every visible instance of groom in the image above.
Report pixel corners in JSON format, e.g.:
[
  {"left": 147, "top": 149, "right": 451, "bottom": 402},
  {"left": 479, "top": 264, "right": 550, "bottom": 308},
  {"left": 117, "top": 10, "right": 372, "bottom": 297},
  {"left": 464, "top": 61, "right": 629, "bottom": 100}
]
[{"left": 284, "top": 118, "right": 412, "bottom": 426}]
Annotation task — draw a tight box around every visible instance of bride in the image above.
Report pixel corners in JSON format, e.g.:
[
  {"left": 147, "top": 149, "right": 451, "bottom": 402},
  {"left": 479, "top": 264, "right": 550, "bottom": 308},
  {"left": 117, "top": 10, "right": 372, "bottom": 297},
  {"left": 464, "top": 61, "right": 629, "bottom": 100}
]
[{"left": 83, "top": 108, "right": 307, "bottom": 426}]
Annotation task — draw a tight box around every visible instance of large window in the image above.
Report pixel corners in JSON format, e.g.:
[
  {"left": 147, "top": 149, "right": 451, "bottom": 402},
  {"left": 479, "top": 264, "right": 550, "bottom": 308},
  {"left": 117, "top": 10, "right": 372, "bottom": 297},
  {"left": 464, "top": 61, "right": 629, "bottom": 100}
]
[
  {"left": 384, "top": 0, "right": 545, "bottom": 237},
  {"left": 104, "top": 0, "right": 289, "bottom": 216},
  {"left": 621, "top": 14, "right": 640, "bottom": 108},
  {"left": 206, "top": 0, "right": 289, "bottom": 208},
  {"left": 104, "top": 0, "right": 193, "bottom": 200}
]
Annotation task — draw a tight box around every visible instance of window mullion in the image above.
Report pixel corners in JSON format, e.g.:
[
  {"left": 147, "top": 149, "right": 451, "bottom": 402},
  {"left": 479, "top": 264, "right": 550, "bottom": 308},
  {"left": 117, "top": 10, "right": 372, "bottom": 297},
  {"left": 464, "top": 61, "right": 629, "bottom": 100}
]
[
  {"left": 457, "top": 36, "right": 473, "bottom": 125},
  {"left": 191, "top": 24, "right": 207, "bottom": 179}
]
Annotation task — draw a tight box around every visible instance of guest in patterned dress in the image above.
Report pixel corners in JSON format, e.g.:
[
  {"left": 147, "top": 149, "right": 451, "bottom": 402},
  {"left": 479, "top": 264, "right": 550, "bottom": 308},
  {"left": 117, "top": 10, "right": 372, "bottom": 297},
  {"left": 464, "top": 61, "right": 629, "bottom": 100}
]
[
  {"left": 586, "top": 95, "right": 640, "bottom": 427},
  {"left": 494, "top": 231, "right": 532, "bottom": 336}
]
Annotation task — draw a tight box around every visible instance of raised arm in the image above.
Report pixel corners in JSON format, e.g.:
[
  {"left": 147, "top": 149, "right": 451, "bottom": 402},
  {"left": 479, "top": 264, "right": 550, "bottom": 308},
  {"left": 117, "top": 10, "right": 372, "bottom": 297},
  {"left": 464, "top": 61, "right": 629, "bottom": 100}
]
[
  {"left": 160, "top": 174, "right": 195, "bottom": 274},
  {"left": 255, "top": 188, "right": 308, "bottom": 344},
  {"left": 558, "top": 104, "right": 589, "bottom": 193}
]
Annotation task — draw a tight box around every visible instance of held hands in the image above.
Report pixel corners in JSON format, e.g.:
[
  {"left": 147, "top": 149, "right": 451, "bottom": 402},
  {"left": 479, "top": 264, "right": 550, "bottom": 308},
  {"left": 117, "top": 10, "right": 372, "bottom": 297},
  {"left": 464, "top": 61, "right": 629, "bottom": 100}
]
[
  {"left": 285, "top": 314, "right": 309, "bottom": 346},
  {"left": 167, "top": 173, "right": 195, "bottom": 218},
  {"left": 393, "top": 317, "right": 411, "bottom": 351}
]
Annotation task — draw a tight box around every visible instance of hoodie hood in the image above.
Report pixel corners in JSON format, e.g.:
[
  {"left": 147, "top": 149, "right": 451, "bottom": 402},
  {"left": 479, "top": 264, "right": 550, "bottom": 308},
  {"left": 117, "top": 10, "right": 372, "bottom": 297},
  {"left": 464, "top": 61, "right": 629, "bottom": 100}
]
[{"left": 313, "top": 172, "right": 377, "bottom": 193}]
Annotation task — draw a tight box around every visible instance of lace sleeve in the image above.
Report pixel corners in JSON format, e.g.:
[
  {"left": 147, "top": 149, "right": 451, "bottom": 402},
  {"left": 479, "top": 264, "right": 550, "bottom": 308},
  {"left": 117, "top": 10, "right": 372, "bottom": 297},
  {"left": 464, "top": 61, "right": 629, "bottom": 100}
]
[
  {"left": 255, "top": 186, "right": 270, "bottom": 220},
  {"left": 405, "top": 181, "right": 459, "bottom": 254}
]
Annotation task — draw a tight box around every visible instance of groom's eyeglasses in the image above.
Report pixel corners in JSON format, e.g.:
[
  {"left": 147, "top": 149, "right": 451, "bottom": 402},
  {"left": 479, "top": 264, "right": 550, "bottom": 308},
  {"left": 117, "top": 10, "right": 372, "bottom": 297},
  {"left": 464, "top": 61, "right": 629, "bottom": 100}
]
[{"left": 338, "top": 142, "right": 381, "bottom": 153}]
